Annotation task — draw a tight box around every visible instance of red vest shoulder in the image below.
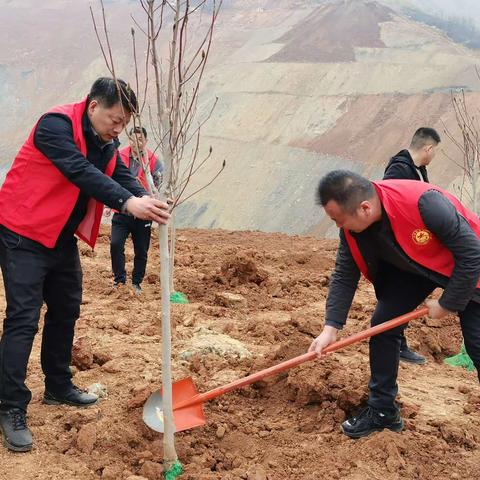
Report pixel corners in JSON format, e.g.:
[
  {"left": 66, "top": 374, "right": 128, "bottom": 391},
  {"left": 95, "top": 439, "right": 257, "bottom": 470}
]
[
  {"left": 0, "top": 97, "right": 115, "bottom": 248},
  {"left": 345, "top": 180, "right": 480, "bottom": 287}
]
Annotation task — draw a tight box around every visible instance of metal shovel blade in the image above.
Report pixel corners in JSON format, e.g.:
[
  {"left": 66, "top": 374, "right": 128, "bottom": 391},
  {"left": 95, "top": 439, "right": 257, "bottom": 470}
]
[{"left": 143, "top": 377, "right": 206, "bottom": 433}]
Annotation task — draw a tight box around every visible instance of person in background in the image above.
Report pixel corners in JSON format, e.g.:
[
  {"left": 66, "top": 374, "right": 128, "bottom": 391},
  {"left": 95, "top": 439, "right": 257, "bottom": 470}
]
[
  {"left": 383, "top": 127, "right": 441, "bottom": 365},
  {"left": 109, "top": 126, "right": 163, "bottom": 293}
]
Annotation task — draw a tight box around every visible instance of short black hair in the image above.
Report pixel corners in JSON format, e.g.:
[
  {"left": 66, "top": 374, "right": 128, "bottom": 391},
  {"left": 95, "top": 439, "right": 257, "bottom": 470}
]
[
  {"left": 89, "top": 77, "right": 138, "bottom": 113},
  {"left": 130, "top": 126, "right": 147, "bottom": 138},
  {"left": 410, "top": 127, "right": 441, "bottom": 150},
  {"left": 317, "top": 170, "right": 375, "bottom": 214}
]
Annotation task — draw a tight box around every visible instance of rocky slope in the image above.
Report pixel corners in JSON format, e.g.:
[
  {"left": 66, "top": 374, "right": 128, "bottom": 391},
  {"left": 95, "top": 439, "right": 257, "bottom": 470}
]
[{"left": 2, "top": 0, "right": 480, "bottom": 235}]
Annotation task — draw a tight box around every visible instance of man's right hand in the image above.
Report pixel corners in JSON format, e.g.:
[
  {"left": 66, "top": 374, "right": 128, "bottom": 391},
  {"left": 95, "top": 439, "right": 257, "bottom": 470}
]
[
  {"left": 124, "top": 196, "right": 171, "bottom": 224},
  {"left": 308, "top": 325, "right": 338, "bottom": 358}
]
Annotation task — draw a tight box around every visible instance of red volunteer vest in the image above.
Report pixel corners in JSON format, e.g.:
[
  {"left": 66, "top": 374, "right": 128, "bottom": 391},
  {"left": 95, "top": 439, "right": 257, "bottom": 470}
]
[
  {"left": 0, "top": 97, "right": 116, "bottom": 248},
  {"left": 344, "top": 180, "right": 480, "bottom": 288},
  {"left": 119, "top": 146, "right": 157, "bottom": 191}
]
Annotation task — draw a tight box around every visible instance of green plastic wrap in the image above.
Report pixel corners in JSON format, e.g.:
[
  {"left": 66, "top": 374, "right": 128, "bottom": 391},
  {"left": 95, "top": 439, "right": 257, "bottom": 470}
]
[
  {"left": 170, "top": 291, "right": 189, "bottom": 304},
  {"left": 444, "top": 342, "right": 475, "bottom": 372},
  {"left": 164, "top": 461, "right": 183, "bottom": 479}
]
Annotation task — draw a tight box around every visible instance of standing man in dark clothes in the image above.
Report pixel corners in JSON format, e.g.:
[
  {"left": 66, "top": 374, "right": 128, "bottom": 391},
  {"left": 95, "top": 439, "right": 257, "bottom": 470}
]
[
  {"left": 109, "top": 126, "right": 163, "bottom": 293},
  {"left": 383, "top": 127, "right": 441, "bottom": 365},
  {"left": 309, "top": 170, "right": 480, "bottom": 439},
  {"left": 0, "top": 77, "right": 170, "bottom": 452},
  {"left": 384, "top": 127, "right": 440, "bottom": 183}
]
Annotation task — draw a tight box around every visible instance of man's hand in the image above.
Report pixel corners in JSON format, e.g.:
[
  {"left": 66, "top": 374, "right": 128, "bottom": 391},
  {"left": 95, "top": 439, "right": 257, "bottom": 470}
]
[
  {"left": 426, "top": 299, "right": 452, "bottom": 319},
  {"left": 124, "top": 196, "right": 170, "bottom": 224},
  {"left": 308, "top": 325, "right": 338, "bottom": 358}
]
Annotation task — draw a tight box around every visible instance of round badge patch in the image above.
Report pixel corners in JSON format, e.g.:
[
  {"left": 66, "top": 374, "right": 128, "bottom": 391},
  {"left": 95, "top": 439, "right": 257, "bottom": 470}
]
[{"left": 412, "top": 228, "right": 431, "bottom": 246}]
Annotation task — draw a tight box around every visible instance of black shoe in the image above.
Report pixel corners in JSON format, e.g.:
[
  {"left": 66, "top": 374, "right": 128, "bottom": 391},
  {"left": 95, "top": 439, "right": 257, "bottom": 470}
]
[
  {"left": 43, "top": 385, "right": 98, "bottom": 407},
  {"left": 0, "top": 408, "right": 33, "bottom": 452},
  {"left": 400, "top": 347, "right": 426, "bottom": 365},
  {"left": 341, "top": 406, "right": 404, "bottom": 439},
  {"left": 132, "top": 283, "right": 142, "bottom": 294}
]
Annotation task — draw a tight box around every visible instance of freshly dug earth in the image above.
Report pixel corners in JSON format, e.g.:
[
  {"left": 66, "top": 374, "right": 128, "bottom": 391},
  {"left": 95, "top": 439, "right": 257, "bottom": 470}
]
[{"left": 0, "top": 227, "right": 479, "bottom": 480}]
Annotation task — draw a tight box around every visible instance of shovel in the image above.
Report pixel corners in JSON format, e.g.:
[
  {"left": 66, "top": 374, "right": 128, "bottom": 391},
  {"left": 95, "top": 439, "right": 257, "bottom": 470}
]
[{"left": 143, "top": 306, "right": 428, "bottom": 433}]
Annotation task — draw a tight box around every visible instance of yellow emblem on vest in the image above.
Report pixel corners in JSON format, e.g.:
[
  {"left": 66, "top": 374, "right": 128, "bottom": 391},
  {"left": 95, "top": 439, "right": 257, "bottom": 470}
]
[{"left": 412, "top": 228, "right": 431, "bottom": 246}]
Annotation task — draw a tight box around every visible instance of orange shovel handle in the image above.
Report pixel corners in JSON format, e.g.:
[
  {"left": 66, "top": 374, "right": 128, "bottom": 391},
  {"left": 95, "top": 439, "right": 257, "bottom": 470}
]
[{"left": 176, "top": 307, "right": 429, "bottom": 409}]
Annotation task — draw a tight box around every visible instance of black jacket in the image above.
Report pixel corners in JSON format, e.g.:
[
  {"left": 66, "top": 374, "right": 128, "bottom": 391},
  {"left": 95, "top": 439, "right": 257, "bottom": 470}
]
[
  {"left": 34, "top": 111, "right": 146, "bottom": 245},
  {"left": 384, "top": 149, "right": 429, "bottom": 182},
  {"left": 325, "top": 189, "right": 480, "bottom": 329}
]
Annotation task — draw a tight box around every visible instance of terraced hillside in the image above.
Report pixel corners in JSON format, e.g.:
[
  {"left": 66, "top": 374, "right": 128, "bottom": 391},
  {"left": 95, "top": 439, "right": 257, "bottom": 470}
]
[{"left": 2, "top": 0, "right": 480, "bottom": 235}]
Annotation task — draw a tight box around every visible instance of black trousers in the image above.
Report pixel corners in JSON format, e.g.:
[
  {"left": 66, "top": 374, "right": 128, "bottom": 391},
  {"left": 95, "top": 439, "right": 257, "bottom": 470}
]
[
  {"left": 110, "top": 213, "right": 152, "bottom": 285},
  {"left": 0, "top": 226, "right": 81, "bottom": 411},
  {"left": 368, "top": 266, "right": 480, "bottom": 411}
]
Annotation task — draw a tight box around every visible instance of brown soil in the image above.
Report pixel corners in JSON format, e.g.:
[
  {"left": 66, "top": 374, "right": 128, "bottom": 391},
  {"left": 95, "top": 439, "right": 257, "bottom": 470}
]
[
  {"left": 267, "top": 1, "right": 391, "bottom": 63},
  {"left": 0, "top": 227, "right": 479, "bottom": 480}
]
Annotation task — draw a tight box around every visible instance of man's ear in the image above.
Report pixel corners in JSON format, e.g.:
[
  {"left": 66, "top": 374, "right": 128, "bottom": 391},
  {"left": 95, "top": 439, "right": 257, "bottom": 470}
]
[
  {"left": 359, "top": 200, "right": 370, "bottom": 214},
  {"left": 87, "top": 99, "right": 98, "bottom": 113}
]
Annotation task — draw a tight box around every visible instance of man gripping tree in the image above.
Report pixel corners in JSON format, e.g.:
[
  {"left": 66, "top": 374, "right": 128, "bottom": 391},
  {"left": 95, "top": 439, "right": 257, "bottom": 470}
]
[{"left": 0, "top": 77, "right": 170, "bottom": 452}]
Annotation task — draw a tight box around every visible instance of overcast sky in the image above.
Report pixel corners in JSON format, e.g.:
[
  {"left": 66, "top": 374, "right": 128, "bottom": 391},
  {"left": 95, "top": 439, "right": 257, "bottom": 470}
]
[{"left": 382, "top": 0, "right": 480, "bottom": 27}]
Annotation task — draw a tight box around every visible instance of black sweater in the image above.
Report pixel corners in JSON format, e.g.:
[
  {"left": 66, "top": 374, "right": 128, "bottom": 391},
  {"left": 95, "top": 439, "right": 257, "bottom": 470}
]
[
  {"left": 384, "top": 149, "right": 429, "bottom": 182},
  {"left": 34, "top": 111, "right": 146, "bottom": 245}
]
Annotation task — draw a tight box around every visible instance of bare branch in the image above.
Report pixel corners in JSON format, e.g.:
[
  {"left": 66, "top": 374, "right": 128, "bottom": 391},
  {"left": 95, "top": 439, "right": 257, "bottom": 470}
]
[
  {"left": 89, "top": 5, "right": 114, "bottom": 74},
  {"left": 131, "top": 28, "right": 141, "bottom": 111},
  {"left": 444, "top": 86, "right": 480, "bottom": 213},
  {"left": 99, "top": 0, "right": 116, "bottom": 77},
  {"left": 174, "top": 159, "right": 226, "bottom": 208},
  {"left": 154, "top": 0, "right": 167, "bottom": 39},
  {"left": 171, "top": 2, "right": 220, "bottom": 151},
  {"left": 130, "top": 14, "right": 149, "bottom": 36}
]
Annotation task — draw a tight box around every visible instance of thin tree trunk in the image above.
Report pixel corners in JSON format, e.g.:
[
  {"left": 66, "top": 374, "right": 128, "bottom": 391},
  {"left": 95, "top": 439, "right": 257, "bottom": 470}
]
[
  {"left": 169, "top": 211, "right": 176, "bottom": 292},
  {"left": 91, "top": 2, "right": 222, "bottom": 475},
  {"left": 473, "top": 158, "right": 478, "bottom": 215},
  {"left": 147, "top": 0, "right": 179, "bottom": 469},
  {"left": 158, "top": 222, "right": 177, "bottom": 467}
]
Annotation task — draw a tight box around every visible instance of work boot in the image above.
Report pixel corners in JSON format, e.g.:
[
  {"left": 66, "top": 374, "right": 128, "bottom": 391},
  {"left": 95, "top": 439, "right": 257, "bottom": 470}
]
[
  {"left": 0, "top": 408, "right": 33, "bottom": 452},
  {"left": 399, "top": 346, "right": 426, "bottom": 365},
  {"left": 132, "top": 283, "right": 142, "bottom": 294},
  {"left": 43, "top": 385, "right": 98, "bottom": 407},
  {"left": 341, "top": 406, "right": 404, "bottom": 439}
]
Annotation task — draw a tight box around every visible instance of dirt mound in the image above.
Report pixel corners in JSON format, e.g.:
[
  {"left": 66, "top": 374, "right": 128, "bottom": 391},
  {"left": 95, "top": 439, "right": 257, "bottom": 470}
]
[
  {"left": 0, "top": 227, "right": 478, "bottom": 480},
  {"left": 218, "top": 251, "right": 269, "bottom": 286},
  {"left": 267, "top": 0, "right": 392, "bottom": 63}
]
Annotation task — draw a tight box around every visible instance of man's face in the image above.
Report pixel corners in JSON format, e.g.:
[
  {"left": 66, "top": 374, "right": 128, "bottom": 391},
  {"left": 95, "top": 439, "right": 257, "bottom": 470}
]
[
  {"left": 324, "top": 199, "right": 373, "bottom": 233},
  {"left": 422, "top": 143, "right": 438, "bottom": 166},
  {"left": 87, "top": 100, "right": 131, "bottom": 142},
  {"left": 129, "top": 132, "right": 147, "bottom": 153}
]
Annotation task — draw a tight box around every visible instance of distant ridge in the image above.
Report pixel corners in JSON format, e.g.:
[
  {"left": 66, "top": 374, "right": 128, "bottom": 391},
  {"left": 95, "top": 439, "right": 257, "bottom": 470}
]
[{"left": 267, "top": 1, "right": 392, "bottom": 63}]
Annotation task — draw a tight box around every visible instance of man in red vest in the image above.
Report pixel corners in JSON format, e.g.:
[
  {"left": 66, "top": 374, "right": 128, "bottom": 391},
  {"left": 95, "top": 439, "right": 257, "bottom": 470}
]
[
  {"left": 0, "top": 78, "right": 170, "bottom": 452},
  {"left": 109, "top": 126, "right": 162, "bottom": 293},
  {"left": 309, "top": 170, "right": 480, "bottom": 439}
]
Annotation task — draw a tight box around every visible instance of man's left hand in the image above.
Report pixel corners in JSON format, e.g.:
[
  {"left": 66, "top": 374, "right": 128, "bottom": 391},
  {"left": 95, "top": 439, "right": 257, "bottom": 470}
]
[
  {"left": 125, "top": 196, "right": 170, "bottom": 224},
  {"left": 426, "top": 299, "right": 452, "bottom": 319}
]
